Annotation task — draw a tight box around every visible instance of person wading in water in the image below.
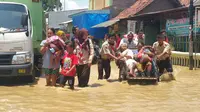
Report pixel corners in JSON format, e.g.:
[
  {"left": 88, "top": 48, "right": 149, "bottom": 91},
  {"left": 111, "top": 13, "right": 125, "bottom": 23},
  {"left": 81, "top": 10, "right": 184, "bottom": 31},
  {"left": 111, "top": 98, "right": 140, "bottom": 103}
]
[
  {"left": 40, "top": 28, "right": 61, "bottom": 87},
  {"left": 153, "top": 34, "right": 175, "bottom": 80},
  {"left": 75, "top": 29, "right": 94, "bottom": 87},
  {"left": 98, "top": 34, "right": 117, "bottom": 80}
]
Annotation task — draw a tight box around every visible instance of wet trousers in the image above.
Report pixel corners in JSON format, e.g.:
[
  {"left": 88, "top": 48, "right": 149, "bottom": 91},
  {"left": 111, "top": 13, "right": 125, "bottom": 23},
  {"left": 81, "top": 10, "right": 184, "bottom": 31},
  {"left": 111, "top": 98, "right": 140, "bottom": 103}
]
[
  {"left": 116, "top": 60, "right": 128, "bottom": 80},
  {"left": 59, "top": 75, "right": 75, "bottom": 88},
  {"left": 157, "top": 58, "right": 173, "bottom": 75},
  {"left": 76, "top": 64, "right": 91, "bottom": 87},
  {"left": 98, "top": 59, "right": 111, "bottom": 79}
]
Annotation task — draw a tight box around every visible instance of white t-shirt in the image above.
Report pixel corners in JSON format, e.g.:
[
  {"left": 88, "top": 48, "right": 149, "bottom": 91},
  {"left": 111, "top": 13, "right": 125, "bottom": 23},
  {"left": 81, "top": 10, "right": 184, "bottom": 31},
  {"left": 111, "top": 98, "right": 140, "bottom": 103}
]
[{"left": 121, "top": 49, "right": 137, "bottom": 69}]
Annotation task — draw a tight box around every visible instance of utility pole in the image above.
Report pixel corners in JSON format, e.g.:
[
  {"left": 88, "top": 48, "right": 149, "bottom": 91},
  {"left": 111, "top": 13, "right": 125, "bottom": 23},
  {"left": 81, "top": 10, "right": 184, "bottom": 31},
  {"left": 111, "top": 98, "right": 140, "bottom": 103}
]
[{"left": 189, "top": 0, "right": 194, "bottom": 70}]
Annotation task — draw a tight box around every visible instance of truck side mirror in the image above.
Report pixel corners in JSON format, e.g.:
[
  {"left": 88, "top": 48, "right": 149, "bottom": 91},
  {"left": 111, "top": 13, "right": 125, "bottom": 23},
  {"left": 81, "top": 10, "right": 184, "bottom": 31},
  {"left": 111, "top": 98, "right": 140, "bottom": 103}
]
[{"left": 21, "top": 14, "right": 28, "bottom": 27}]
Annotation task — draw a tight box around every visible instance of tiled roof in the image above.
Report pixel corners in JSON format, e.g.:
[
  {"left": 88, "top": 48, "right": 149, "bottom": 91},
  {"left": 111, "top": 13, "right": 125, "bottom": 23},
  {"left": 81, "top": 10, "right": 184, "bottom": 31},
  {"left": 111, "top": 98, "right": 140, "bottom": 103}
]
[{"left": 113, "top": 0, "right": 154, "bottom": 19}]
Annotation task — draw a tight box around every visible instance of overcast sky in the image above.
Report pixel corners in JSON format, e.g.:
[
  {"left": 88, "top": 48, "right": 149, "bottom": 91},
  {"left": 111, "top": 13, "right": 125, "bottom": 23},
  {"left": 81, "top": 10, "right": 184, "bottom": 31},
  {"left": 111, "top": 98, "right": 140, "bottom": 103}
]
[{"left": 60, "top": 0, "right": 89, "bottom": 10}]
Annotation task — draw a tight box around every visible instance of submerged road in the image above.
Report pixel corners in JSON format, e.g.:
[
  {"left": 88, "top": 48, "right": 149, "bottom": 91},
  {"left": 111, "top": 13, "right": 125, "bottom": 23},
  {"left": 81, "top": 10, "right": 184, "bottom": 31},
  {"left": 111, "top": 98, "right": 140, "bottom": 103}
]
[{"left": 0, "top": 63, "right": 200, "bottom": 112}]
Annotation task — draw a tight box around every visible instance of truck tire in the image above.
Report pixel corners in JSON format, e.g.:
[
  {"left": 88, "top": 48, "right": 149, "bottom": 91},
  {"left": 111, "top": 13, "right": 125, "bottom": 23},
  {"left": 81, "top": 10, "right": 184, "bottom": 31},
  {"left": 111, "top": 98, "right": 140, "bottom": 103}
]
[
  {"left": 34, "top": 53, "right": 43, "bottom": 77},
  {"left": 29, "top": 69, "right": 35, "bottom": 83}
]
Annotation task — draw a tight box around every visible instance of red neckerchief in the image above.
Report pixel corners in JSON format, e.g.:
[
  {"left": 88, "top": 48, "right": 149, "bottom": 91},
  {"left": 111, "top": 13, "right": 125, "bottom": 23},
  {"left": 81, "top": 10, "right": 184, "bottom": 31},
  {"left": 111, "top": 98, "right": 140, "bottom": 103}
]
[{"left": 80, "top": 39, "right": 89, "bottom": 50}]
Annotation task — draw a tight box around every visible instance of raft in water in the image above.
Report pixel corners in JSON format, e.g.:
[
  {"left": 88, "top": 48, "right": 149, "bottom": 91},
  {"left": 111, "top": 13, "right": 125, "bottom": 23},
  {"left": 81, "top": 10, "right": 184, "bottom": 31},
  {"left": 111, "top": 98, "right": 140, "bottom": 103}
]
[
  {"left": 127, "top": 77, "right": 157, "bottom": 80},
  {"left": 127, "top": 75, "right": 159, "bottom": 85}
]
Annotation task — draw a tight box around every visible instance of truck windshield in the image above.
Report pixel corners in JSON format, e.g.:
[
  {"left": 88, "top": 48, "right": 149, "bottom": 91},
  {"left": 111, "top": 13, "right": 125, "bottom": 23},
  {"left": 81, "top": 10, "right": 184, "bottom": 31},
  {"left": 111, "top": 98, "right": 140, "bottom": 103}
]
[{"left": 0, "top": 4, "right": 27, "bottom": 32}]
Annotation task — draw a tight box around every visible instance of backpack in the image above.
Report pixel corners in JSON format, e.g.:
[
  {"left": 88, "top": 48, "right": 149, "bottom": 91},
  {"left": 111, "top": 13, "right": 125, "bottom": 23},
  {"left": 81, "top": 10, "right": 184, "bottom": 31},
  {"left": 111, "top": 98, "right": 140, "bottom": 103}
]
[
  {"left": 94, "top": 44, "right": 100, "bottom": 58},
  {"left": 87, "top": 38, "right": 100, "bottom": 64}
]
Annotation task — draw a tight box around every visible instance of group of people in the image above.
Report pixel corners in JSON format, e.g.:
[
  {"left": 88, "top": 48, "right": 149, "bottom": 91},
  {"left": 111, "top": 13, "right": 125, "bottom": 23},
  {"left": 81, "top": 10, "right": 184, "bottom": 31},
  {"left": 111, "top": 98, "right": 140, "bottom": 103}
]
[
  {"left": 40, "top": 26, "right": 174, "bottom": 90},
  {"left": 99, "top": 31, "right": 174, "bottom": 82},
  {"left": 40, "top": 27, "right": 94, "bottom": 90}
]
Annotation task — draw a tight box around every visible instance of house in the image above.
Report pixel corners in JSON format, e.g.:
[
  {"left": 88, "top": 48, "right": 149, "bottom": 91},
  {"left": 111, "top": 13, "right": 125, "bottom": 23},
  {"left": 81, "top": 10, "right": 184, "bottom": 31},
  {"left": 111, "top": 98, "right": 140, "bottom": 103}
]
[
  {"left": 111, "top": 0, "right": 191, "bottom": 46},
  {"left": 93, "top": 0, "right": 200, "bottom": 50},
  {"left": 47, "top": 9, "right": 88, "bottom": 32},
  {"left": 89, "top": 0, "right": 138, "bottom": 17},
  {"left": 113, "top": 0, "right": 188, "bottom": 35},
  {"left": 93, "top": 0, "right": 157, "bottom": 35},
  {"left": 91, "top": 0, "right": 138, "bottom": 34},
  {"left": 114, "top": 0, "right": 200, "bottom": 53},
  {"left": 119, "top": 0, "right": 200, "bottom": 53}
]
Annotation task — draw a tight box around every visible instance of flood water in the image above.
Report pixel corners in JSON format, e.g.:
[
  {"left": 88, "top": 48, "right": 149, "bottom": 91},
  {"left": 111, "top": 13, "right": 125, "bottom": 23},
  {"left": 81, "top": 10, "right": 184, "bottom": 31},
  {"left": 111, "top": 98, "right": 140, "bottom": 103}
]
[{"left": 0, "top": 63, "right": 200, "bottom": 112}]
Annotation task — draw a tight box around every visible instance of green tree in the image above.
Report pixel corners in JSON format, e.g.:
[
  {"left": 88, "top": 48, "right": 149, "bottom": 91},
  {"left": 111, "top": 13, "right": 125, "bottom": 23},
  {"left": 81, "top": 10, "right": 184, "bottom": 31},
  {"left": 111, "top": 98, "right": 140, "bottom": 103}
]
[{"left": 42, "top": 0, "right": 62, "bottom": 11}]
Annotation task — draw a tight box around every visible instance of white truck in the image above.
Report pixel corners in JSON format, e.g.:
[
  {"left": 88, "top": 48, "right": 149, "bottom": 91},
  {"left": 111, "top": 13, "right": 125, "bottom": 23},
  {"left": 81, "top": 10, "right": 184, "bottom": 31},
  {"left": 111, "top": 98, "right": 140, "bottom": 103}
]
[{"left": 0, "top": 1, "right": 44, "bottom": 81}]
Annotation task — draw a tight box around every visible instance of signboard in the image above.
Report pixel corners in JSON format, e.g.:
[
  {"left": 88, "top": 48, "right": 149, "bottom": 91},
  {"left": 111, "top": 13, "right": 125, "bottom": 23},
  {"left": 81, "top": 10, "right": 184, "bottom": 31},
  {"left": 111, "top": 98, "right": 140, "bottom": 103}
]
[
  {"left": 127, "top": 20, "right": 136, "bottom": 33},
  {"left": 166, "top": 18, "right": 200, "bottom": 36}
]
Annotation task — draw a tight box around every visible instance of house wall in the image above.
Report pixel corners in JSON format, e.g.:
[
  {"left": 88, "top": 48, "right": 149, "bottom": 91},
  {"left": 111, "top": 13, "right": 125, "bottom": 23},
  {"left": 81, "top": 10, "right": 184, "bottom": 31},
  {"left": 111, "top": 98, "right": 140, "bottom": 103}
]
[
  {"left": 89, "top": 0, "right": 112, "bottom": 10},
  {"left": 106, "top": 0, "right": 112, "bottom": 7},
  {"left": 144, "top": 20, "right": 160, "bottom": 45},
  {"left": 89, "top": 0, "right": 137, "bottom": 17},
  {"left": 89, "top": 0, "right": 94, "bottom": 10},
  {"left": 118, "top": 20, "right": 128, "bottom": 35},
  {"left": 95, "top": 0, "right": 104, "bottom": 10}
]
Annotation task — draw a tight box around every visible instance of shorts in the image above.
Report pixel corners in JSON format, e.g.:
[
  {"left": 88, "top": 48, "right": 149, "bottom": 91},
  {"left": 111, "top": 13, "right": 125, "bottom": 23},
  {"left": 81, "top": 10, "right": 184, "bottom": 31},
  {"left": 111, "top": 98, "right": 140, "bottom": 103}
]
[{"left": 44, "top": 68, "right": 59, "bottom": 75}]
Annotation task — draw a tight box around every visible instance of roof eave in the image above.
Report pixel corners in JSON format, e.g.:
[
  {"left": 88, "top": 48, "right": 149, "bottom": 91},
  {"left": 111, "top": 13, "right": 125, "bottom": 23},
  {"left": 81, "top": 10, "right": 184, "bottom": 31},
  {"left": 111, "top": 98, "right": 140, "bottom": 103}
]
[{"left": 128, "top": 6, "right": 188, "bottom": 19}]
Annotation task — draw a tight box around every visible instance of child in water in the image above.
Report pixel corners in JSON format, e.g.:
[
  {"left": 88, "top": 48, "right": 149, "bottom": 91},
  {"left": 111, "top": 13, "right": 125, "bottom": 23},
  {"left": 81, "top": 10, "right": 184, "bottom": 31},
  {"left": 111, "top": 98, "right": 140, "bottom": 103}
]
[{"left": 59, "top": 41, "right": 78, "bottom": 90}]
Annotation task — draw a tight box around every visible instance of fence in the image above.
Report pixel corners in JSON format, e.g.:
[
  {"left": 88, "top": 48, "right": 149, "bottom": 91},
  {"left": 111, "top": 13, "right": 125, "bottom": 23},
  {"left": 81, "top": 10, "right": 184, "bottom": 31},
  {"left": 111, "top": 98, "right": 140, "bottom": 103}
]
[
  {"left": 171, "top": 51, "right": 200, "bottom": 69},
  {"left": 171, "top": 36, "right": 200, "bottom": 52},
  {"left": 170, "top": 34, "right": 200, "bottom": 69}
]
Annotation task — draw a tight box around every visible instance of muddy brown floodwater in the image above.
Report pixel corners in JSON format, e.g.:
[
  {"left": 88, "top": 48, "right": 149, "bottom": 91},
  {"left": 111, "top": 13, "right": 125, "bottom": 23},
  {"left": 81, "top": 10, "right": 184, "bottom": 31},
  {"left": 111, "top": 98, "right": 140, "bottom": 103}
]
[{"left": 0, "top": 62, "right": 200, "bottom": 112}]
